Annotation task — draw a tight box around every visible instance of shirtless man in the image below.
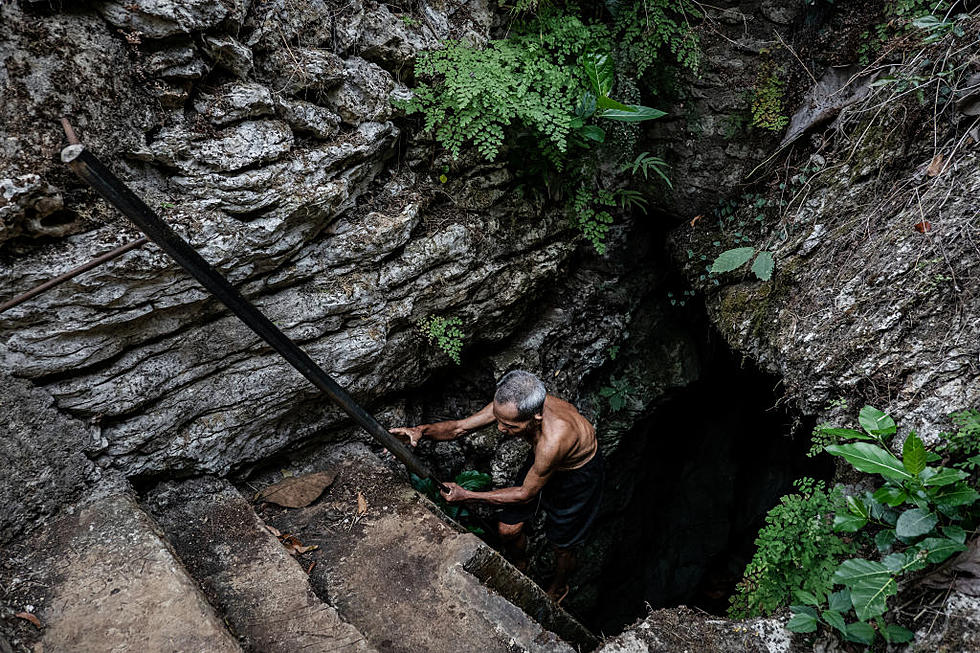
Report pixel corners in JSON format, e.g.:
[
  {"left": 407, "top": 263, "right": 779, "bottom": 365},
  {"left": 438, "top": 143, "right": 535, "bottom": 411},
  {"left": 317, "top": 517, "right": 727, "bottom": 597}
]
[{"left": 389, "top": 370, "right": 604, "bottom": 600}]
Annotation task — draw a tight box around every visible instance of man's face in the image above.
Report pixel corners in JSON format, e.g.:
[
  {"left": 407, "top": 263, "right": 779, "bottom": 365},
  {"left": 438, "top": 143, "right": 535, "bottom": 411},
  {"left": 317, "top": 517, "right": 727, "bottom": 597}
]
[{"left": 492, "top": 400, "right": 540, "bottom": 438}]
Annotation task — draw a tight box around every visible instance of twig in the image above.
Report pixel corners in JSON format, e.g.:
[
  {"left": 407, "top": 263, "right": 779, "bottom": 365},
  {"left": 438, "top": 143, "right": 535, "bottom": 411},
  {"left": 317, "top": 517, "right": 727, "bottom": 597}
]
[{"left": 773, "top": 29, "right": 817, "bottom": 86}]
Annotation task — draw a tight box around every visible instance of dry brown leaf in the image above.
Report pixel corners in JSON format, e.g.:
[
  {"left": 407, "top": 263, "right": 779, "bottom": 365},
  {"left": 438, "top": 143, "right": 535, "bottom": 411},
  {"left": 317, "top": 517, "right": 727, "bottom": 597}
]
[
  {"left": 306, "top": 561, "right": 317, "bottom": 574},
  {"left": 690, "top": 215, "right": 702, "bottom": 227},
  {"left": 16, "top": 612, "right": 41, "bottom": 628},
  {"left": 357, "top": 492, "right": 368, "bottom": 515},
  {"left": 263, "top": 524, "right": 282, "bottom": 538},
  {"left": 293, "top": 544, "right": 318, "bottom": 554},
  {"left": 922, "top": 538, "right": 980, "bottom": 596},
  {"left": 926, "top": 153, "right": 945, "bottom": 177},
  {"left": 254, "top": 471, "right": 337, "bottom": 508}
]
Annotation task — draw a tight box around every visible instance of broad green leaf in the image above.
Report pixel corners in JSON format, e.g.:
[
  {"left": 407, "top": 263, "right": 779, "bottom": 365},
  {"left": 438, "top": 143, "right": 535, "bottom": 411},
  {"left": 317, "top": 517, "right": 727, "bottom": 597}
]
[
  {"left": 595, "top": 95, "right": 632, "bottom": 111},
  {"left": 924, "top": 467, "right": 969, "bottom": 486},
  {"left": 596, "top": 105, "right": 667, "bottom": 122},
  {"left": 825, "top": 443, "right": 912, "bottom": 481},
  {"left": 895, "top": 508, "right": 938, "bottom": 539},
  {"left": 882, "top": 553, "right": 906, "bottom": 572},
  {"left": 846, "top": 495, "right": 869, "bottom": 518},
  {"left": 902, "top": 431, "right": 926, "bottom": 475},
  {"left": 859, "top": 406, "right": 897, "bottom": 437},
  {"left": 844, "top": 621, "right": 876, "bottom": 645},
  {"left": 751, "top": 251, "right": 774, "bottom": 281},
  {"left": 882, "top": 624, "right": 914, "bottom": 643},
  {"left": 580, "top": 125, "right": 605, "bottom": 143},
  {"left": 942, "top": 524, "right": 967, "bottom": 544},
  {"left": 454, "top": 470, "right": 491, "bottom": 491},
  {"left": 710, "top": 247, "right": 755, "bottom": 274},
  {"left": 785, "top": 611, "right": 817, "bottom": 633},
  {"left": 917, "top": 537, "right": 967, "bottom": 564},
  {"left": 875, "top": 529, "right": 897, "bottom": 553},
  {"left": 834, "top": 558, "right": 892, "bottom": 586},
  {"left": 828, "top": 589, "right": 851, "bottom": 613},
  {"left": 929, "top": 483, "right": 980, "bottom": 507},
  {"left": 873, "top": 485, "right": 908, "bottom": 506},
  {"left": 790, "top": 605, "right": 818, "bottom": 618},
  {"left": 834, "top": 513, "right": 867, "bottom": 532},
  {"left": 822, "top": 610, "right": 846, "bottom": 634},
  {"left": 582, "top": 49, "right": 613, "bottom": 97},
  {"left": 818, "top": 427, "right": 872, "bottom": 441},
  {"left": 793, "top": 590, "right": 819, "bottom": 605},
  {"left": 926, "top": 451, "right": 943, "bottom": 462},
  {"left": 850, "top": 576, "right": 897, "bottom": 621}
]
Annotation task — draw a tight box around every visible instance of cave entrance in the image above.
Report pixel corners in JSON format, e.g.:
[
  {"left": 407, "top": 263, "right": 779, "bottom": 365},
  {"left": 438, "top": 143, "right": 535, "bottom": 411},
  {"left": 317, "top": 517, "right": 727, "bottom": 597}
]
[{"left": 581, "top": 340, "right": 834, "bottom": 634}]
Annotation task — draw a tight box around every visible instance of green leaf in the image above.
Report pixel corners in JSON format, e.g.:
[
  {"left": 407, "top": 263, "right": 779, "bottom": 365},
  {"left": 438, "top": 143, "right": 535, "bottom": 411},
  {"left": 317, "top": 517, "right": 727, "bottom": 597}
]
[
  {"left": 454, "top": 470, "right": 491, "bottom": 491},
  {"left": 875, "top": 529, "right": 897, "bottom": 553},
  {"left": 793, "top": 590, "right": 820, "bottom": 605},
  {"left": 790, "top": 605, "right": 818, "bottom": 618},
  {"left": 844, "top": 621, "right": 876, "bottom": 645},
  {"left": 785, "top": 611, "right": 818, "bottom": 633},
  {"left": 924, "top": 467, "right": 969, "bottom": 486},
  {"left": 873, "top": 485, "right": 908, "bottom": 506},
  {"left": 822, "top": 610, "right": 846, "bottom": 634},
  {"left": 596, "top": 105, "right": 668, "bottom": 122},
  {"left": 882, "top": 624, "right": 914, "bottom": 643},
  {"left": 929, "top": 483, "right": 980, "bottom": 507},
  {"left": 595, "top": 95, "right": 633, "bottom": 111},
  {"left": 895, "top": 508, "right": 938, "bottom": 539},
  {"left": 833, "top": 559, "right": 896, "bottom": 621},
  {"left": 917, "top": 537, "right": 967, "bottom": 564},
  {"left": 833, "top": 513, "right": 867, "bottom": 532},
  {"left": 750, "top": 251, "right": 774, "bottom": 281},
  {"left": 828, "top": 588, "right": 851, "bottom": 613},
  {"left": 942, "top": 525, "right": 967, "bottom": 544},
  {"left": 582, "top": 49, "right": 613, "bottom": 97},
  {"left": 902, "top": 431, "right": 927, "bottom": 475},
  {"left": 882, "top": 552, "right": 906, "bottom": 572},
  {"left": 846, "top": 495, "right": 869, "bottom": 519},
  {"left": 818, "top": 427, "right": 872, "bottom": 441},
  {"left": 580, "top": 125, "right": 605, "bottom": 143},
  {"left": 859, "top": 406, "right": 897, "bottom": 437},
  {"left": 710, "top": 247, "right": 755, "bottom": 274},
  {"left": 825, "top": 443, "right": 912, "bottom": 481}
]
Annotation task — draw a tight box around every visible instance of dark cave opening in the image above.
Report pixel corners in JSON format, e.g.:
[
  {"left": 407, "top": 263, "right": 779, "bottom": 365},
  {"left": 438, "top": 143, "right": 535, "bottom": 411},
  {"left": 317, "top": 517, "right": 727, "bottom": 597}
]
[{"left": 583, "top": 342, "right": 836, "bottom": 635}]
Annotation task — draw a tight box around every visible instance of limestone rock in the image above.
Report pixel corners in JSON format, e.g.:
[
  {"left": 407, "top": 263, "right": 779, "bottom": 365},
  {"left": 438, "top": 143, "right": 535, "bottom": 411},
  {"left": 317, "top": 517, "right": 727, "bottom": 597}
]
[
  {"left": 202, "top": 34, "right": 254, "bottom": 77},
  {"left": 257, "top": 47, "right": 345, "bottom": 98},
  {"left": 148, "top": 119, "right": 294, "bottom": 173},
  {"left": 0, "top": 175, "right": 69, "bottom": 243},
  {"left": 244, "top": 0, "right": 335, "bottom": 52},
  {"left": 358, "top": 4, "right": 435, "bottom": 70},
  {"left": 194, "top": 82, "right": 276, "bottom": 126},
  {"left": 275, "top": 96, "right": 341, "bottom": 139},
  {"left": 324, "top": 57, "right": 395, "bottom": 125},
  {"left": 95, "top": 0, "right": 246, "bottom": 39}
]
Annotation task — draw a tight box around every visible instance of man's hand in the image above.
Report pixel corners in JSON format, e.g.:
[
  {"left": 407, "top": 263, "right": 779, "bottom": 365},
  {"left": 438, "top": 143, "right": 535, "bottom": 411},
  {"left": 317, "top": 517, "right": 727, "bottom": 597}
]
[
  {"left": 388, "top": 426, "right": 424, "bottom": 447},
  {"left": 440, "top": 482, "right": 469, "bottom": 503}
]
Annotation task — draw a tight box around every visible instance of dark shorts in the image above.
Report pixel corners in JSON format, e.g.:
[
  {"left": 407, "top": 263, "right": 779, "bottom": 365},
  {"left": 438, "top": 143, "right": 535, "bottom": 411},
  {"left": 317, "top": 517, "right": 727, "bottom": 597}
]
[{"left": 498, "top": 447, "right": 604, "bottom": 548}]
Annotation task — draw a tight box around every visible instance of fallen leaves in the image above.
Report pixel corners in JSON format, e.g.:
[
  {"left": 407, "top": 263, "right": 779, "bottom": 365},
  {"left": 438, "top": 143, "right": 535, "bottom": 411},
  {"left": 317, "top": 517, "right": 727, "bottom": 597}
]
[
  {"left": 357, "top": 492, "right": 368, "bottom": 515},
  {"left": 914, "top": 220, "right": 932, "bottom": 234},
  {"left": 926, "top": 153, "right": 945, "bottom": 177},
  {"left": 15, "top": 612, "right": 42, "bottom": 628},
  {"left": 254, "top": 471, "right": 336, "bottom": 508},
  {"left": 263, "top": 524, "right": 318, "bottom": 555}
]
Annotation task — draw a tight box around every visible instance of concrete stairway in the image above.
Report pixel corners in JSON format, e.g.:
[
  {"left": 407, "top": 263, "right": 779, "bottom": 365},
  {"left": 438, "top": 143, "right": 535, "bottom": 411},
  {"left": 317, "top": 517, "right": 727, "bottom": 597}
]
[{"left": 3, "top": 443, "right": 598, "bottom": 652}]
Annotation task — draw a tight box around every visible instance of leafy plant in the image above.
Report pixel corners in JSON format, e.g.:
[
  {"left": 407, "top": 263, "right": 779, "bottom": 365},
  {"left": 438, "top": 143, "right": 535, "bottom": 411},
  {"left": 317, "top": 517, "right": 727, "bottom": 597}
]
[
  {"left": 599, "top": 376, "right": 633, "bottom": 412},
  {"left": 750, "top": 62, "right": 788, "bottom": 132},
  {"left": 623, "top": 151, "right": 672, "bottom": 187},
  {"left": 417, "top": 315, "right": 464, "bottom": 364},
  {"left": 411, "top": 470, "right": 492, "bottom": 533},
  {"left": 609, "top": 0, "right": 701, "bottom": 78},
  {"left": 938, "top": 408, "right": 980, "bottom": 472},
  {"left": 710, "top": 247, "right": 774, "bottom": 281},
  {"left": 785, "top": 407, "right": 979, "bottom": 645},
  {"left": 729, "top": 478, "right": 855, "bottom": 619}
]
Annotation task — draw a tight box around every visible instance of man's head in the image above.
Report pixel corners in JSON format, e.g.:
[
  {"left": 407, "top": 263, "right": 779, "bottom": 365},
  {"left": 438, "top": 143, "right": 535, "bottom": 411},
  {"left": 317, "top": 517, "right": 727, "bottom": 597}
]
[{"left": 493, "top": 370, "right": 546, "bottom": 437}]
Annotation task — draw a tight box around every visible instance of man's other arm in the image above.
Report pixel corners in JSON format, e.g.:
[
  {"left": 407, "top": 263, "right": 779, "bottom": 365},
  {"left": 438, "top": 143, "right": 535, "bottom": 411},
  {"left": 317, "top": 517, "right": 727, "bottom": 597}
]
[
  {"left": 441, "top": 440, "right": 561, "bottom": 505},
  {"left": 389, "top": 402, "right": 495, "bottom": 446}
]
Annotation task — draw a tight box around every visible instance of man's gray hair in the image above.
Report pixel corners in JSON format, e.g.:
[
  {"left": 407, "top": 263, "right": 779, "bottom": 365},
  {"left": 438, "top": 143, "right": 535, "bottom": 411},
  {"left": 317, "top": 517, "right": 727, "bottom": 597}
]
[{"left": 494, "top": 370, "right": 546, "bottom": 419}]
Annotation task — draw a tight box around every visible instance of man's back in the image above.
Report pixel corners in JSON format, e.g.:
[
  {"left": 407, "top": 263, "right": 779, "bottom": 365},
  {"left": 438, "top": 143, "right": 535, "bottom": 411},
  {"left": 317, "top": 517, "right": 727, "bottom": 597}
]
[{"left": 539, "top": 395, "right": 597, "bottom": 471}]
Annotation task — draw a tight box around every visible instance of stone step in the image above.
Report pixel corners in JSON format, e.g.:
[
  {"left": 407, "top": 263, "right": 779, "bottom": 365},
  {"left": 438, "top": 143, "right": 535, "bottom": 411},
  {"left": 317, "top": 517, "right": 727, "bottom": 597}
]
[
  {"left": 144, "top": 476, "right": 375, "bottom": 653},
  {"left": 4, "top": 490, "right": 241, "bottom": 653},
  {"left": 250, "top": 443, "right": 599, "bottom": 653}
]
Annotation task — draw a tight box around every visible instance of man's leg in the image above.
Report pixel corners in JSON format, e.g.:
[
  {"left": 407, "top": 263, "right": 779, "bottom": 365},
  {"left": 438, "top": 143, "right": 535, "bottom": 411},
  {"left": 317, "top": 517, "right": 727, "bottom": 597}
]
[
  {"left": 547, "top": 546, "right": 575, "bottom": 602},
  {"left": 497, "top": 521, "right": 529, "bottom": 572}
]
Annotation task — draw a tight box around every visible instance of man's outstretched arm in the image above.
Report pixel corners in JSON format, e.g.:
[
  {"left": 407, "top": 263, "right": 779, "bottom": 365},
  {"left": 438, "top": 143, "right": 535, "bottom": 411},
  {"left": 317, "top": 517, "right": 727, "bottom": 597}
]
[
  {"left": 389, "top": 402, "right": 495, "bottom": 446},
  {"left": 441, "top": 442, "right": 559, "bottom": 505}
]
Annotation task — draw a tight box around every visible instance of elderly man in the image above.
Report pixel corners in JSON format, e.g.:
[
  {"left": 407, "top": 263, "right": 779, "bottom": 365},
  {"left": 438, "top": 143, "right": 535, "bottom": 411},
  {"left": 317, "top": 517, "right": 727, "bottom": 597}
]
[{"left": 390, "top": 370, "right": 603, "bottom": 600}]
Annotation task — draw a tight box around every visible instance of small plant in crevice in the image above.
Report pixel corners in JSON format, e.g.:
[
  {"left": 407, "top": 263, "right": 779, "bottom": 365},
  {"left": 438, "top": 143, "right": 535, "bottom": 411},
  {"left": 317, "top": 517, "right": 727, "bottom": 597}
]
[
  {"left": 784, "top": 406, "right": 980, "bottom": 646},
  {"left": 599, "top": 376, "right": 633, "bottom": 412},
  {"left": 729, "top": 478, "right": 855, "bottom": 620},
  {"left": 750, "top": 61, "right": 788, "bottom": 133},
  {"left": 710, "top": 247, "right": 775, "bottom": 281},
  {"left": 938, "top": 408, "right": 980, "bottom": 472},
  {"left": 411, "top": 470, "right": 491, "bottom": 534},
  {"left": 417, "top": 315, "right": 464, "bottom": 364}
]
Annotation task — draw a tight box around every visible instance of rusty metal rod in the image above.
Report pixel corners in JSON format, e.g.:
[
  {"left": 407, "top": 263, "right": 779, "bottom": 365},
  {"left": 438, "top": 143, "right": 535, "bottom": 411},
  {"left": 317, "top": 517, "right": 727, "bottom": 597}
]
[
  {"left": 61, "top": 143, "right": 448, "bottom": 493},
  {"left": 0, "top": 236, "right": 149, "bottom": 314}
]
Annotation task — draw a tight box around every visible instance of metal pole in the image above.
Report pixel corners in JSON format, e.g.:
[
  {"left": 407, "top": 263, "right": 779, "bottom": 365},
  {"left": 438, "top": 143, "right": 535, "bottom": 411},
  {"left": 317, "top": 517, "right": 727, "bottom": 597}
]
[
  {"left": 61, "top": 143, "right": 448, "bottom": 493},
  {"left": 0, "top": 237, "right": 148, "bottom": 315}
]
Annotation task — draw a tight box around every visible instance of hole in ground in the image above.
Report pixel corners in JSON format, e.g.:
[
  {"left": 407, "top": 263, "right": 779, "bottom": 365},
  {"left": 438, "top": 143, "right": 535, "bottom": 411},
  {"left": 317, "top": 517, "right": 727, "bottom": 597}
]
[{"left": 578, "top": 340, "right": 834, "bottom": 635}]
